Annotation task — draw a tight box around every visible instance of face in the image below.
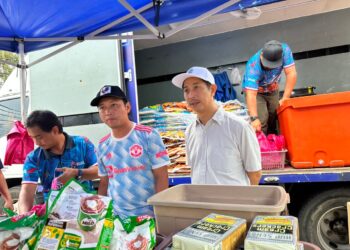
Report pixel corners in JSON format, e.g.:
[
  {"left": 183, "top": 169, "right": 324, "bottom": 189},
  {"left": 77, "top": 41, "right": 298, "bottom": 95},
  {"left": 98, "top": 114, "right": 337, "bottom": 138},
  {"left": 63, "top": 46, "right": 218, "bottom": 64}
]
[
  {"left": 97, "top": 97, "right": 130, "bottom": 129},
  {"left": 27, "top": 126, "right": 59, "bottom": 150},
  {"left": 183, "top": 77, "right": 216, "bottom": 114}
]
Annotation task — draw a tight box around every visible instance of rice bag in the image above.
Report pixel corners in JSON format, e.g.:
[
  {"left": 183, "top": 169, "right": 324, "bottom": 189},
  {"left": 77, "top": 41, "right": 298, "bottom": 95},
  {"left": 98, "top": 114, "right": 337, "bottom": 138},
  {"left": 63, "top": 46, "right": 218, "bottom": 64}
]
[
  {"left": 110, "top": 215, "right": 156, "bottom": 250},
  {"left": 36, "top": 179, "right": 113, "bottom": 250},
  {"left": 244, "top": 216, "right": 299, "bottom": 250},
  {"left": 172, "top": 213, "right": 246, "bottom": 250}
]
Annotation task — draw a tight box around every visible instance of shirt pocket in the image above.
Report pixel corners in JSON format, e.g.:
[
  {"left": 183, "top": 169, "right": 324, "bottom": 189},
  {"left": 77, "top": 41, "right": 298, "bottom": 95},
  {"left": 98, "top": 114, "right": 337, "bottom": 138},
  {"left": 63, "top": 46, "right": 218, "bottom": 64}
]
[{"left": 210, "top": 143, "right": 238, "bottom": 174}]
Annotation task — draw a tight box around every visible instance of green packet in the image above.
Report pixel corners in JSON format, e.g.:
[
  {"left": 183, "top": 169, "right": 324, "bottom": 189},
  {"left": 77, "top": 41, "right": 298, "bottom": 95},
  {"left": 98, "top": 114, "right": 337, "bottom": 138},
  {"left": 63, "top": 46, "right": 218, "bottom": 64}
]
[
  {"left": 111, "top": 215, "right": 156, "bottom": 249},
  {"left": 34, "top": 179, "right": 114, "bottom": 250},
  {"left": 0, "top": 209, "right": 45, "bottom": 250},
  {"left": 0, "top": 210, "right": 38, "bottom": 230}
]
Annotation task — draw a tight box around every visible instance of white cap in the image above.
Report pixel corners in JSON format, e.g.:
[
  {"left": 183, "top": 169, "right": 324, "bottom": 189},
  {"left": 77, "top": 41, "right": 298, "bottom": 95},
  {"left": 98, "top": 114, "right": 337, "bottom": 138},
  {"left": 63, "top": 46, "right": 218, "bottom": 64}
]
[{"left": 172, "top": 66, "right": 215, "bottom": 88}]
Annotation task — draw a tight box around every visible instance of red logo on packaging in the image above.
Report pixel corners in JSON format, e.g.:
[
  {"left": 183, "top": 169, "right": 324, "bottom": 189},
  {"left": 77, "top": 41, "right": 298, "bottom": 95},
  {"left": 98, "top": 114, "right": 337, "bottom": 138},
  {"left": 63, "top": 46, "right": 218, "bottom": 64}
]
[{"left": 130, "top": 144, "right": 143, "bottom": 158}]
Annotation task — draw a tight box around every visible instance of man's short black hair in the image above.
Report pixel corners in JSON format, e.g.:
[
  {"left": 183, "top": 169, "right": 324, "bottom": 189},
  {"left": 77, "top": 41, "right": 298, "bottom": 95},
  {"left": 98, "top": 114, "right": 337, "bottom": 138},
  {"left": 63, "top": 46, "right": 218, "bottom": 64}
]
[{"left": 26, "top": 110, "right": 63, "bottom": 133}]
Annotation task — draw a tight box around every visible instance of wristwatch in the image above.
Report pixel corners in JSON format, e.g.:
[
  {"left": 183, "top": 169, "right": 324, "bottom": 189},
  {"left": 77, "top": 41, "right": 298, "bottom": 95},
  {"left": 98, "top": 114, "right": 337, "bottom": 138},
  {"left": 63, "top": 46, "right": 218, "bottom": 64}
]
[
  {"left": 250, "top": 116, "right": 259, "bottom": 122},
  {"left": 76, "top": 169, "right": 83, "bottom": 180}
]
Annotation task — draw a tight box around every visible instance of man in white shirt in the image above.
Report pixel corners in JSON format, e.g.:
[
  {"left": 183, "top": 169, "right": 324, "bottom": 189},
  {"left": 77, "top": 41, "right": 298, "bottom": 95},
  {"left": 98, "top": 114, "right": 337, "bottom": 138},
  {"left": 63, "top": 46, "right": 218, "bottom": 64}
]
[{"left": 172, "top": 66, "right": 262, "bottom": 185}]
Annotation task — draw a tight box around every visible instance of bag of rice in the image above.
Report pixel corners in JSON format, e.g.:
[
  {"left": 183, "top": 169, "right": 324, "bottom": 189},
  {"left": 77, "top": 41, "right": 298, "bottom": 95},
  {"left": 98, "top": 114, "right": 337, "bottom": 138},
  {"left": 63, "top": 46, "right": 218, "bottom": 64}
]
[
  {"left": 172, "top": 213, "right": 246, "bottom": 250},
  {"left": 244, "top": 216, "right": 299, "bottom": 250}
]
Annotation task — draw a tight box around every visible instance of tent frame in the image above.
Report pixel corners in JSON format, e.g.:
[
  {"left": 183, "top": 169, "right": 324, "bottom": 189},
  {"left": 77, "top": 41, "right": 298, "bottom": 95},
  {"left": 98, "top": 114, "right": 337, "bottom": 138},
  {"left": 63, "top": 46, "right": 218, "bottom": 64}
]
[{"left": 2, "top": 0, "right": 241, "bottom": 122}]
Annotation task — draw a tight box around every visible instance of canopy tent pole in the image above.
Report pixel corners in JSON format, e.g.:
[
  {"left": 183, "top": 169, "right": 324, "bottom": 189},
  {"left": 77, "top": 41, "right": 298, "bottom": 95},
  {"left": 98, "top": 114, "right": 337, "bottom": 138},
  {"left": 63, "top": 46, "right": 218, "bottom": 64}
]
[
  {"left": 27, "top": 1, "right": 155, "bottom": 68},
  {"left": 88, "top": 2, "right": 153, "bottom": 37},
  {"left": 119, "top": 0, "right": 164, "bottom": 38},
  {"left": 18, "top": 41, "right": 27, "bottom": 123},
  {"left": 28, "top": 41, "right": 82, "bottom": 68},
  {"left": 23, "top": 34, "right": 157, "bottom": 42},
  {"left": 87, "top": 34, "right": 157, "bottom": 40},
  {"left": 164, "top": 0, "right": 240, "bottom": 38}
]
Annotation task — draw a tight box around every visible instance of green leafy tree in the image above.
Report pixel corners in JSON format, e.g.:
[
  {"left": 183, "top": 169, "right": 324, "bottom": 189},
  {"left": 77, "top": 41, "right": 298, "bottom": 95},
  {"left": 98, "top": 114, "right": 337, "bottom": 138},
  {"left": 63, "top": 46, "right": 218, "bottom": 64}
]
[{"left": 0, "top": 50, "right": 18, "bottom": 87}]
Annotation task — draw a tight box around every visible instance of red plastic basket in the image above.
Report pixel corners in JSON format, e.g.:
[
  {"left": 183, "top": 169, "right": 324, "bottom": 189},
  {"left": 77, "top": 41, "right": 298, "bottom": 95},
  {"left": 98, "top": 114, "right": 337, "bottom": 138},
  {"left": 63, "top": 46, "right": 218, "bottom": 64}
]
[{"left": 261, "top": 150, "right": 287, "bottom": 170}]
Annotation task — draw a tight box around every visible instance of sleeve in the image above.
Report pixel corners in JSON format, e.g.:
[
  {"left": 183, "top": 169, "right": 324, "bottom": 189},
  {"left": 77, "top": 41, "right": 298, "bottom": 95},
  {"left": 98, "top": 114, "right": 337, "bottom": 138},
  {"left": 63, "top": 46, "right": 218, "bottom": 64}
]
[
  {"left": 147, "top": 129, "right": 171, "bottom": 169},
  {"left": 83, "top": 137, "right": 98, "bottom": 168},
  {"left": 0, "top": 159, "right": 3, "bottom": 170},
  {"left": 282, "top": 44, "right": 295, "bottom": 68},
  {"left": 238, "top": 122, "right": 262, "bottom": 172},
  {"left": 242, "top": 57, "right": 261, "bottom": 91},
  {"left": 22, "top": 152, "right": 40, "bottom": 184}
]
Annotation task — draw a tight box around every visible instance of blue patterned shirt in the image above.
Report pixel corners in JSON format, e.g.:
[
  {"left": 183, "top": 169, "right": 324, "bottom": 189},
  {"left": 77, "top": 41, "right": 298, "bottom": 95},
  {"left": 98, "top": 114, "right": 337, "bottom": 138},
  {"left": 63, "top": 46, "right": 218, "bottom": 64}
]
[
  {"left": 22, "top": 133, "right": 97, "bottom": 200},
  {"left": 97, "top": 123, "right": 170, "bottom": 217},
  {"left": 242, "top": 43, "right": 295, "bottom": 93}
]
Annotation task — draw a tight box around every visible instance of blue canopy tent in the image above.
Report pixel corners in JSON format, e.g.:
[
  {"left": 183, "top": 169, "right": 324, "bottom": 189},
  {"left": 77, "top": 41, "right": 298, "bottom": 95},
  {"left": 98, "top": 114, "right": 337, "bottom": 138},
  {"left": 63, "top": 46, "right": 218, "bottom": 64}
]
[{"left": 0, "top": 0, "right": 282, "bottom": 121}]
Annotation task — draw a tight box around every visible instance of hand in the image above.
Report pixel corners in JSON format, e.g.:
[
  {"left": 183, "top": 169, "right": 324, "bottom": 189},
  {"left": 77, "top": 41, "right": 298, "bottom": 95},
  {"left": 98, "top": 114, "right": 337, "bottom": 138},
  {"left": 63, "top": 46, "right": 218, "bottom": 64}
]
[
  {"left": 279, "top": 98, "right": 288, "bottom": 106},
  {"left": 4, "top": 200, "right": 14, "bottom": 211},
  {"left": 251, "top": 119, "right": 262, "bottom": 132},
  {"left": 55, "top": 168, "right": 78, "bottom": 184}
]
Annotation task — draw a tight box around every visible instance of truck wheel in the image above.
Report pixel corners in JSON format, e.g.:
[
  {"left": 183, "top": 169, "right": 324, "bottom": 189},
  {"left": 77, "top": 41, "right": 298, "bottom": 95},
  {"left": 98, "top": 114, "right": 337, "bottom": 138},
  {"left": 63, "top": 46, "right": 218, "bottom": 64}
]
[{"left": 299, "top": 188, "right": 350, "bottom": 249}]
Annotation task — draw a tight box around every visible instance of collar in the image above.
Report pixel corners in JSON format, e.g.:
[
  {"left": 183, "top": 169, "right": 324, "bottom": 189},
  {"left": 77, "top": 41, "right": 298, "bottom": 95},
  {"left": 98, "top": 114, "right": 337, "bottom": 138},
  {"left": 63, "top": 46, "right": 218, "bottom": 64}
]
[
  {"left": 196, "top": 106, "right": 225, "bottom": 126},
  {"left": 43, "top": 132, "right": 74, "bottom": 159}
]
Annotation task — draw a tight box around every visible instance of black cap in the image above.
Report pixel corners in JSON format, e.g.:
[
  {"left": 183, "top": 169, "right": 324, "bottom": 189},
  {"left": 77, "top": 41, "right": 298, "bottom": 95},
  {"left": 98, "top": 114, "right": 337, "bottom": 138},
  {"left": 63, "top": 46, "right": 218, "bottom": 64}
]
[
  {"left": 261, "top": 40, "right": 283, "bottom": 69},
  {"left": 90, "top": 85, "right": 127, "bottom": 106}
]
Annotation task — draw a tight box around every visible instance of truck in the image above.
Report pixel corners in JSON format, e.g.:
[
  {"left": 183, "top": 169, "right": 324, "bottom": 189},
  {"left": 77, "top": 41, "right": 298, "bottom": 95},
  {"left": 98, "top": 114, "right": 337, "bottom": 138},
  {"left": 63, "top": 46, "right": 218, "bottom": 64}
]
[
  {"left": 1, "top": 2, "right": 350, "bottom": 250},
  {"left": 133, "top": 3, "right": 350, "bottom": 249}
]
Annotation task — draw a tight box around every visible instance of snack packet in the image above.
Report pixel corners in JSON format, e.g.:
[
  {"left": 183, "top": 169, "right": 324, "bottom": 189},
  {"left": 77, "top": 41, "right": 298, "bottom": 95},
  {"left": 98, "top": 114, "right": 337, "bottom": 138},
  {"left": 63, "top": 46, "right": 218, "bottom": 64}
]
[
  {"left": 0, "top": 210, "right": 40, "bottom": 250},
  {"left": 110, "top": 215, "right": 156, "bottom": 250},
  {"left": 36, "top": 179, "right": 113, "bottom": 250}
]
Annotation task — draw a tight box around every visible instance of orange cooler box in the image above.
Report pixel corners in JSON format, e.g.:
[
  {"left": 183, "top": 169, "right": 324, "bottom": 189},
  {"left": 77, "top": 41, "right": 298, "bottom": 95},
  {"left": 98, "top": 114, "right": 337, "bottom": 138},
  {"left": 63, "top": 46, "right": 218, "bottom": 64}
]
[{"left": 277, "top": 91, "right": 350, "bottom": 168}]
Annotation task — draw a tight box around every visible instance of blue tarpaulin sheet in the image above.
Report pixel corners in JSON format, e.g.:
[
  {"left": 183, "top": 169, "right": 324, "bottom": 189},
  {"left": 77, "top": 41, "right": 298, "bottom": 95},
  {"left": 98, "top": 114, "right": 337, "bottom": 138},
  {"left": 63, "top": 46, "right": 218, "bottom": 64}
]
[{"left": 0, "top": 0, "right": 282, "bottom": 53}]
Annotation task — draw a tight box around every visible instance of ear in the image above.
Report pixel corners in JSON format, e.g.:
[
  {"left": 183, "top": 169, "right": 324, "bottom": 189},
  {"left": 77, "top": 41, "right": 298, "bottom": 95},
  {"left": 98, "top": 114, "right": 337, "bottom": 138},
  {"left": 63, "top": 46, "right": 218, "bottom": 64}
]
[
  {"left": 51, "top": 126, "right": 59, "bottom": 135},
  {"left": 210, "top": 84, "right": 217, "bottom": 97},
  {"left": 126, "top": 102, "right": 131, "bottom": 114}
]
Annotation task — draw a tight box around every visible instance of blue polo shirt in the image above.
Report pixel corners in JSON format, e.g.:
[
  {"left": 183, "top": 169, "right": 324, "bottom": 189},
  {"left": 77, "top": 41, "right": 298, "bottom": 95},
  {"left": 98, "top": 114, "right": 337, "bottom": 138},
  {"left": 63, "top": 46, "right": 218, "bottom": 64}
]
[
  {"left": 242, "top": 43, "right": 295, "bottom": 93},
  {"left": 22, "top": 133, "right": 97, "bottom": 200}
]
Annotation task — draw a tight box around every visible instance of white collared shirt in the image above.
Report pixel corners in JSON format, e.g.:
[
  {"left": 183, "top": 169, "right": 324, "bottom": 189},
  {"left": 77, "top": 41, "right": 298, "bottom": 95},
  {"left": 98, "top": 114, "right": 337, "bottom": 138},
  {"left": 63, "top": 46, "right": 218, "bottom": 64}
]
[{"left": 185, "top": 107, "right": 261, "bottom": 185}]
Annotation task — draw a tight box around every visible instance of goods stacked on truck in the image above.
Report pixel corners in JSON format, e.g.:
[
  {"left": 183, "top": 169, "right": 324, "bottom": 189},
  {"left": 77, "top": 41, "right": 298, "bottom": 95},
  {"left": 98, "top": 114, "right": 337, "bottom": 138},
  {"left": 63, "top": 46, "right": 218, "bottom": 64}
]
[
  {"left": 139, "top": 102, "right": 195, "bottom": 132},
  {"left": 139, "top": 100, "right": 249, "bottom": 177}
]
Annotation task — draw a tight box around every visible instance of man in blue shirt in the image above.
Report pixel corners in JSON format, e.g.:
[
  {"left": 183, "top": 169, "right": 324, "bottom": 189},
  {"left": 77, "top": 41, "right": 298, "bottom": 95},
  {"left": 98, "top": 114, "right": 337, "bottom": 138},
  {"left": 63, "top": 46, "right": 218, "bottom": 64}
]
[
  {"left": 242, "top": 40, "right": 297, "bottom": 134},
  {"left": 18, "top": 110, "right": 98, "bottom": 213}
]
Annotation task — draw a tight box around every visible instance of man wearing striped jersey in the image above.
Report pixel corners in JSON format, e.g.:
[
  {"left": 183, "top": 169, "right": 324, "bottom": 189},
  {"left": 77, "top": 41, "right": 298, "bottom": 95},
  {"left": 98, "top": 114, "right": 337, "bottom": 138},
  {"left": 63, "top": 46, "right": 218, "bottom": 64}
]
[
  {"left": 242, "top": 40, "right": 297, "bottom": 134},
  {"left": 91, "top": 85, "right": 170, "bottom": 217}
]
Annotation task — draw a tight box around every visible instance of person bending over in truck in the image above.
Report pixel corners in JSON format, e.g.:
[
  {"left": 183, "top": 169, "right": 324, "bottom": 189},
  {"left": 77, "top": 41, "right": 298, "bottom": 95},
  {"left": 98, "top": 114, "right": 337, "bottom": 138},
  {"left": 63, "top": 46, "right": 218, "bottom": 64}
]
[
  {"left": 172, "top": 66, "right": 262, "bottom": 185},
  {"left": 91, "top": 85, "right": 169, "bottom": 217},
  {"left": 18, "top": 110, "right": 98, "bottom": 214},
  {"left": 242, "top": 40, "right": 297, "bottom": 134},
  {"left": 0, "top": 159, "right": 14, "bottom": 211}
]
